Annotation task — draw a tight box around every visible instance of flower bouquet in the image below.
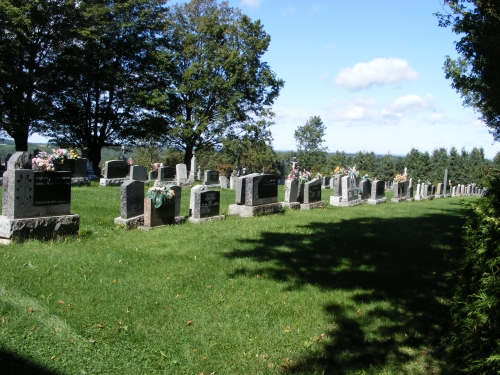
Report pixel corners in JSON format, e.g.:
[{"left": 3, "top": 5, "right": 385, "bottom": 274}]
[
  {"left": 32, "top": 152, "right": 55, "bottom": 172},
  {"left": 394, "top": 173, "right": 407, "bottom": 183},
  {"left": 333, "top": 166, "right": 347, "bottom": 175},
  {"left": 145, "top": 182, "right": 175, "bottom": 208}
]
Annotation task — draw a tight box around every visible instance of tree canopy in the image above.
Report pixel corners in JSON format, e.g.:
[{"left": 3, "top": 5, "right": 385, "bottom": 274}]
[
  {"left": 142, "top": 0, "right": 284, "bottom": 165},
  {"left": 437, "top": 0, "right": 500, "bottom": 140},
  {"left": 294, "top": 115, "right": 328, "bottom": 171}
]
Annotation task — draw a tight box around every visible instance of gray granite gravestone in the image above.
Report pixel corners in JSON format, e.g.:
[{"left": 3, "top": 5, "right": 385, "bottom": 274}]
[
  {"left": 204, "top": 170, "right": 220, "bottom": 186},
  {"left": 176, "top": 164, "right": 190, "bottom": 186},
  {"left": 330, "top": 175, "right": 362, "bottom": 207},
  {"left": 129, "top": 165, "right": 148, "bottom": 181},
  {"left": 361, "top": 180, "right": 371, "bottom": 200},
  {"left": 100, "top": 160, "right": 128, "bottom": 186},
  {"left": 219, "top": 176, "right": 228, "bottom": 189},
  {"left": 283, "top": 179, "right": 300, "bottom": 209},
  {"left": 114, "top": 180, "right": 144, "bottom": 229},
  {"left": 229, "top": 174, "right": 282, "bottom": 217},
  {"left": 301, "top": 178, "right": 324, "bottom": 210},
  {"left": 367, "top": 179, "right": 386, "bottom": 204},
  {"left": 322, "top": 176, "right": 331, "bottom": 189},
  {"left": 158, "top": 166, "right": 175, "bottom": 182},
  {"left": 0, "top": 152, "right": 79, "bottom": 240},
  {"left": 189, "top": 190, "right": 225, "bottom": 223}
]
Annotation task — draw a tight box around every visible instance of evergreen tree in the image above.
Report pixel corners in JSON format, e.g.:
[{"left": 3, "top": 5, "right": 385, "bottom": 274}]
[
  {"left": 294, "top": 116, "right": 328, "bottom": 172},
  {"left": 376, "top": 154, "right": 396, "bottom": 182}
]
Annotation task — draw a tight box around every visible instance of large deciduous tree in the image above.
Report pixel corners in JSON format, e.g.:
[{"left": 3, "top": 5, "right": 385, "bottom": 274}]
[
  {"left": 294, "top": 115, "right": 328, "bottom": 171},
  {"left": 437, "top": 0, "right": 500, "bottom": 140},
  {"left": 0, "top": 0, "right": 76, "bottom": 151},
  {"left": 141, "top": 0, "right": 284, "bottom": 166},
  {"left": 39, "top": 0, "right": 168, "bottom": 175}
]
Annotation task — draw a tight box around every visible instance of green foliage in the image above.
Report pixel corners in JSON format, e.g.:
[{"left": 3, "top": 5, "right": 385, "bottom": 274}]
[
  {"left": 350, "top": 151, "right": 377, "bottom": 177},
  {"left": 450, "top": 176, "right": 500, "bottom": 374},
  {"left": 294, "top": 116, "right": 328, "bottom": 172},
  {"left": 143, "top": 0, "right": 284, "bottom": 165},
  {"left": 376, "top": 154, "right": 396, "bottom": 181},
  {"left": 437, "top": 1, "right": 500, "bottom": 140}
]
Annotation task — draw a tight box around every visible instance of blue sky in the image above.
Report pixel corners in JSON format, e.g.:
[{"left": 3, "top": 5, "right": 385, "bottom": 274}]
[{"left": 29, "top": 0, "right": 499, "bottom": 159}]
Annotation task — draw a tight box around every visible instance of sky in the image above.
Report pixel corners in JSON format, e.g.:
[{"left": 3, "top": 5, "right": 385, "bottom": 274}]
[{"left": 29, "top": 0, "right": 500, "bottom": 159}]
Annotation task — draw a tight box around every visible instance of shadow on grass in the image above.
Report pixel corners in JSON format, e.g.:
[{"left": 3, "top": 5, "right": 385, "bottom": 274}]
[
  {"left": 0, "top": 349, "right": 58, "bottom": 375},
  {"left": 225, "top": 208, "right": 467, "bottom": 374}
]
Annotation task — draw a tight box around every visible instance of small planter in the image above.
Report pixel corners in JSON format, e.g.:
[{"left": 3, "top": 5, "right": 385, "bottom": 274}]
[{"left": 143, "top": 198, "right": 175, "bottom": 227}]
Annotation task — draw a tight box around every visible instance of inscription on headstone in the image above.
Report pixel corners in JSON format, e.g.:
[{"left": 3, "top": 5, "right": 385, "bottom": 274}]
[
  {"left": 104, "top": 160, "right": 128, "bottom": 179},
  {"left": 196, "top": 190, "right": 220, "bottom": 218},
  {"left": 33, "top": 172, "right": 71, "bottom": 206},
  {"left": 304, "top": 179, "right": 322, "bottom": 203},
  {"left": 204, "top": 170, "right": 219, "bottom": 185}
]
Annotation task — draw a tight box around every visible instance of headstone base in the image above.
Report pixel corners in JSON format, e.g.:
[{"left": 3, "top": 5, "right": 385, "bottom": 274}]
[
  {"left": 228, "top": 203, "right": 283, "bottom": 218},
  {"left": 300, "top": 201, "right": 325, "bottom": 210},
  {"left": 419, "top": 195, "right": 435, "bottom": 200},
  {"left": 188, "top": 215, "right": 225, "bottom": 224},
  {"left": 203, "top": 184, "right": 221, "bottom": 188},
  {"left": 137, "top": 216, "right": 186, "bottom": 230},
  {"left": 100, "top": 178, "right": 125, "bottom": 186},
  {"left": 321, "top": 186, "right": 330, "bottom": 189},
  {"left": 175, "top": 179, "right": 191, "bottom": 187},
  {"left": 434, "top": 194, "right": 444, "bottom": 199},
  {"left": 0, "top": 214, "right": 80, "bottom": 240},
  {"left": 391, "top": 197, "right": 407, "bottom": 203},
  {"left": 367, "top": 197, "right": 387, "bottom": 205},
  {"left": 282, "top": 202, "right": 300, "bottom": 209},
  {"left": 71, "top": 177, "right": 91, "bottom": 186},
  {"left": 114, "top": 215, "right": 144, "bottom": 229},
  {"left": 329, "top": 196, "right": 362, "bottom": 207}
]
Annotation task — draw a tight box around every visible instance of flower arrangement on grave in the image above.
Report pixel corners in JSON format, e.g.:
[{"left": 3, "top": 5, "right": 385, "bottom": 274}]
[
  {"left": 297, "top": 169, "right": 311, "bottom": 184},
  {"left": 127, "top": 158, "right": 133, "bottom": 166},
  {"left": 394, "top": 173, "right": 407, "bottom": 183},
  {"left": 50, "top": 148, "right": 79, "bottom": 166},
  {"left": 361, "top": 174, "right": 370, "bottom": 182},
  {"left": 333, "top": 166, "right": 347, "bottom": 175},
  {"left": 286, "top": 167, "right": 299, "bottom": 181},
  {"left": 145, "top": 181, "right": 175, "bottom": 208},
  {"left": 32, "top": 151, "right": 55, "bottom": 172}
]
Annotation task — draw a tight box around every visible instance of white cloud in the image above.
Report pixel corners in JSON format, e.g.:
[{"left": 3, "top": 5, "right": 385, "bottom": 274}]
[
  {"left": 334, "top": 58, "right": 418, "bottom": 90},
  {"left": 428, "top": 113, "right": 444, "bottom": 123},
  {"left": 327, "top": 95, "right": 378, "bottom": 122},
  {"left": 382, "top": 94, "right": 435, "bottom": 119},
  {"left": 241, "top": 0, "right": 262, "bottom": 8}
]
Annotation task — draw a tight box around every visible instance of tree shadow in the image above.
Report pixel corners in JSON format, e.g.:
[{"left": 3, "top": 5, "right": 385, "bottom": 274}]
[
  {"left": 0, "top": 349, "right": 59, "bottom": 375},
  {"left": 224, "top": 208, "right": 466, "bottom": 374}
]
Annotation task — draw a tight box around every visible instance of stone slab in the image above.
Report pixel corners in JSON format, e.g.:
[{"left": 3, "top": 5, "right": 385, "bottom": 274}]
[
  {"left": 300, "top": 201, "right": 325, "bottom": 210},
  {"left": 188, "top": 215, "right": 225, "bottom": 224},
  {"left": 391, "top": 197, "right": 407, "bottom": 203},
  {"left": 367, "top": 197, "right": 387, "bottom": 205},
  {"left": 71, "top": 177, "right": 91, "bottom": 186},
  {"left": 114, "top": 215, "right": 144, "bottom": 230},
  {"left": 137, "top": 216, "right": 186, "bottom": 230},
  {"left": 227, "top": 202, "right": 283, "bottom": 217},
  {"left": 281, "top": 202, "right": 300, "bottom": 209},
  {"left": 330, "top": 196, "right": 362, "bottom": 207},
  {"left": 100, "top": 178, "right": 125, "bottom": 186},
  {"left": 0, "top": 214, "right": 80, "bottom": 240}
]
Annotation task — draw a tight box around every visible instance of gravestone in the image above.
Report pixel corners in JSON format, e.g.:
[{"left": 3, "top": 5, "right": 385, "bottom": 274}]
[
  {"left": 158, "top": 166, "right": 175, "bottom": 182},
  {"left": 391, "top": 181, "right": 408, "bottom": 203},
  {"left": 189, "top": 153, "right": 197, "bottom": 181},
  {"left": 229, "top": 174, "right": 282, "bottom": 217},
  {"left": 322, "top": 176, "right": 331, "bottom": 189},
  {"left": 330, "top": 175, "right": 361, "bottom": 207},
  {"left": 129, "top": 165, "right": 148, "bottom": 181},
  {"left": 219, "top": 176, "right": 228, "bottom": 189},
  {"left": 361, "top": 180, "right": 371, "bottom": 200},
  {"left": 139, "top": 184, "right": 185, "bottom": 229},
  {"left": 189, "top": 185, "right": 208, "bottom": 216},
  {"left": 149, "top": 170, "right": 158, "bottom": 180},
  {"left": 329, "top": 174, "right": 343, "bottom": 205},
  {"left": 204, "top": 170, "right": 220, "bottom": 186},
  {"left": 176, "top": 164, "right": 190, "bottom": 186},
  {"left": 0, "top": 152, "right": 79, "bottom": 241},
  {"left": 451, "top": 186, "right": 456, "bottom": 197},
  {"left": 443, "top": 169, "right": 449, "bottom": 196},
  {"left": 100, "top": 160, "right": 129, "bottom": 186},
  {"left": 435, "top": 183, "right": 444, "bottom": 198},
  {"left": 367, "top": 179, "right": 386, "bottom": 204},
  {"left": 301, "top": 178, "right": 324, "bottom": 210},
  {"left": 189, "top": 190, "right": 225, "bottom": 223},
  {"left": 283, "top": 179, "right": 300, "bottom": 209},
  {"left": 114, "top": 180, "right": 144, "bottom": 229}
]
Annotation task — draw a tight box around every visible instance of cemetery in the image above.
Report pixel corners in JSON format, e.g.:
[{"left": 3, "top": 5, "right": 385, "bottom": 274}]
[{"left": 0, "top": 158, "right": 487, "bottom": 374}]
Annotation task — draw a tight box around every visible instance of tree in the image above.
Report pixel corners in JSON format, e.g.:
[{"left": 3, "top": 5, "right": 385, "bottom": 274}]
[
  {"left": 0, "top": 0, "right": 77, "bottom": 150},
  {"left": 294, "top": 116, "right": 328, "bottom": 171},
  {"left": 38, "top": 0, "right": 168, "bottom": 175},
  {"left": 351, "top": 151, "right": 377, "bottom": 176},
  {"left": 376, "top": 153, "right": 396, "bottom": 181},
  {"left": 437, "top": 1, "right": 500, "bottom": 140},
  {"left": 430, "top": 147, "right": 449, "bottom": 183},
  {"left": 142, "top": 0, "right": 284, "bottom": 166}
]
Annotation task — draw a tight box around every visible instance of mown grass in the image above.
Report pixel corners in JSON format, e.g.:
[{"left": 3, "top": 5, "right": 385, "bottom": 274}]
[{"left": 0, "top": 183, "right": 477, "bottom": 374}]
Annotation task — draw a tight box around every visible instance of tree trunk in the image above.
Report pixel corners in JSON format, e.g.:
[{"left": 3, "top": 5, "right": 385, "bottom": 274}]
[
  {"left": 184, "top": 144, "right": 194, "bottom": 167},
  {"left": 89, "top": 143, "right": 103, "bottom": 177},
  {"left": 13, "top": 130, "right": 29, "bottom": 152}
]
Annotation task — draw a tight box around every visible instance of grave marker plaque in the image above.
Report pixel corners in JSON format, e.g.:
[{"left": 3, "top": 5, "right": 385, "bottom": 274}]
[
  {"left": 33, "top": 172, "right": 71, "bottom": 206},
  {"left": 196, "top": 190, "right": 220, "bottom": 218},
  {"left": 104, "top": 160, "right": 128, "bottom": 179},
  {"left": 304, "top": 179, "right": 322, "bottom": 203},
  {"left": 204, "top": 170, "right": 219, "bottom": 185},
  {"left": 245, "top": 174, "right": 278, "bottom": 206},
  {"left": 159, "top": 166, "right": 175, "bottom": 181}
]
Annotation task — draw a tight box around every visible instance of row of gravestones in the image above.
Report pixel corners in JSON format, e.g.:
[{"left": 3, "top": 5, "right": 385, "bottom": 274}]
[
  {"left": 100, "top": 160, "right": 230, "bottom": 188},
  {"left": 0, "top": 153, "right": 485, "bottom": 240}
]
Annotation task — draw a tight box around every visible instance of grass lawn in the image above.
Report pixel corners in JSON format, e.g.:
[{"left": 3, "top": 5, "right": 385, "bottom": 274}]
[{"left": 0, "top": 182, "right": 476, "bottom": 374}]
